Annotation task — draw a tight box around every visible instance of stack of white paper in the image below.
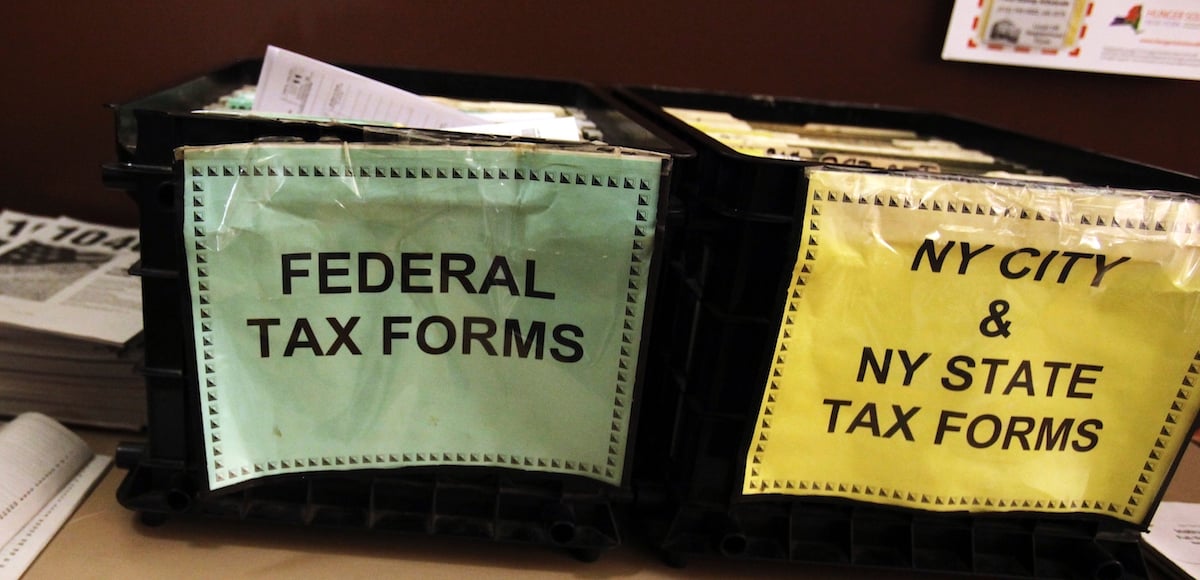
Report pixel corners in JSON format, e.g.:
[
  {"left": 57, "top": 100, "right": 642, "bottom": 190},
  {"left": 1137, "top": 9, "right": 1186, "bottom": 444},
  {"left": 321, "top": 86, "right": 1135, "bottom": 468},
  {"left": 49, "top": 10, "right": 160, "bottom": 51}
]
[{"left": 0, "top": 211, "right": 143, "bottom": 429}]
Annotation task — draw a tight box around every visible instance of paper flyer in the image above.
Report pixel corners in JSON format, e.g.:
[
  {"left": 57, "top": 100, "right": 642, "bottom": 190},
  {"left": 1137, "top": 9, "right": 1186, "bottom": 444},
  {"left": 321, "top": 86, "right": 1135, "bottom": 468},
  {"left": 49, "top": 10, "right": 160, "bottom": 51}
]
[
  {"left": 1144, "top": 501, "right": 1200, "bottom": 578},
  {"left": 943, "top": 0, "right": 1200, "bottom": 81},
  {"left": 253, "top": 46, "right": 484, "bottom": 128},
  {"left": 0, "top": 216, "right": 141, "bottom": 346},
  {"left": 181, "top": 142, "right": 663, "bottom": 490}
]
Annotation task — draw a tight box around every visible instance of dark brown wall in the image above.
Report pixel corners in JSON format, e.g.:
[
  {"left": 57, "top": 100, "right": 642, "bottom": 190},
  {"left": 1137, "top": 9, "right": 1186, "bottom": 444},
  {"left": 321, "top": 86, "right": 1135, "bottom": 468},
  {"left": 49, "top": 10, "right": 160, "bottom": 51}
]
[{"left": 3, "top": 0, "right": 1197, "bottom": 227}]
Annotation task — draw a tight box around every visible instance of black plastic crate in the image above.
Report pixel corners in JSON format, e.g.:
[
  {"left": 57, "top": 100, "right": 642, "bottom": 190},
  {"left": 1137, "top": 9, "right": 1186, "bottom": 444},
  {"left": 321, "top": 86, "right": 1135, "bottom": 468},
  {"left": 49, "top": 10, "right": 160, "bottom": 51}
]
[
  {"left": 116, "top": 465, "right": 621, "bottom": 559},
  {"left": 617, "top": 85, "right": 1200, "bottom": 319},
  {"left": 660, "top": 500, "right": 1150, "bottom": 578},
  {"left": 106, "top": 60, "right": 695, "bottom": 273},
  {"left": 105, "top": 59, "right": 694, "bottom": 559},
  {"left": 615, "top": 85, "right": 1200, "bottom": 578},
  {"left": 618, "top": 86, "right": 1199, "bottom": 215}
]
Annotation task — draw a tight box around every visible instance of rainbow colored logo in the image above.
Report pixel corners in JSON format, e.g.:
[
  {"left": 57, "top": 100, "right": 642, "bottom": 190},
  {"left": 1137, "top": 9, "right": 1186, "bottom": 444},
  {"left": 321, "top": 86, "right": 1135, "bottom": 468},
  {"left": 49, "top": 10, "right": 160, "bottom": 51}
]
[{"left": 1111, "top": 4, "right": 1143, "bottom": 31}]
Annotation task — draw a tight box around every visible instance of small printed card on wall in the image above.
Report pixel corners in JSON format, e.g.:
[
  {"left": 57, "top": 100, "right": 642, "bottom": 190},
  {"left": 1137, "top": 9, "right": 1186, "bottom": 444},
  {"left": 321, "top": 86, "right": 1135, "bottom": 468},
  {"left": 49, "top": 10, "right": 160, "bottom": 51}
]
[{"left": 943, "top": 0, "right": 1200, "bottom": 81}]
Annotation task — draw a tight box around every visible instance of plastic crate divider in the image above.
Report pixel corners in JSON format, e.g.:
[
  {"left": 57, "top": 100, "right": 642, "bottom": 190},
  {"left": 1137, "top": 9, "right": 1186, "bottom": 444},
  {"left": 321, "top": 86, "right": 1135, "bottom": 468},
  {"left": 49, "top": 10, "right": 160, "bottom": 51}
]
[
  {"left": 911, "top": 515, "right": 974, "bottom": 572},
  {"left": 371, "top": 476, "right": 436, "bottom": 534}
]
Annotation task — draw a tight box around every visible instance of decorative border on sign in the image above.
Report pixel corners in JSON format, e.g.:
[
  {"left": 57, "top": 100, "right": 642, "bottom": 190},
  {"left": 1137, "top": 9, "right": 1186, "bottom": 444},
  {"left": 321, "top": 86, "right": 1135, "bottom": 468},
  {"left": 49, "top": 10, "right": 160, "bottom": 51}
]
[
  {"left": 188, "top": 163, "right": 657, "bottom": 191},
  {"left": 188, "top": 161, "right": 655, "bottom": 487},
  {"left": 746, "top": 187, "right": 1198, "bottom": 520},
  {"left": 804, "top": 189, "right": 1200, "bottom": 233},
  {"left": 966, "top": 0, "right": 1094, "bottom": 58},
  {"left": 747, "top": 188, "right": 824, "bottom": 492},
  {"left": 1125, "top": 352, "right": 1200, "bottom": 517}
]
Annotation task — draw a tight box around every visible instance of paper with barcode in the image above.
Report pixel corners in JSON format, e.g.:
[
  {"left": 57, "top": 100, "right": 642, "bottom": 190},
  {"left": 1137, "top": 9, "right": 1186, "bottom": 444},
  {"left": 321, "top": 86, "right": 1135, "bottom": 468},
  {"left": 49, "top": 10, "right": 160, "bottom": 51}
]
[{"left": 253, "top": 46, "right": 484, "bottom": 129}]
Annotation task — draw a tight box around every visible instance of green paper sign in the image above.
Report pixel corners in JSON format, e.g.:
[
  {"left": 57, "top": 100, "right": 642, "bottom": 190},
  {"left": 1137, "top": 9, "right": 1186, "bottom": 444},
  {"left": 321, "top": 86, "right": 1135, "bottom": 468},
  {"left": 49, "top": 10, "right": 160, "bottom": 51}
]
[{"left": 182, "top": 142, "right": 663, "bottom": 490}]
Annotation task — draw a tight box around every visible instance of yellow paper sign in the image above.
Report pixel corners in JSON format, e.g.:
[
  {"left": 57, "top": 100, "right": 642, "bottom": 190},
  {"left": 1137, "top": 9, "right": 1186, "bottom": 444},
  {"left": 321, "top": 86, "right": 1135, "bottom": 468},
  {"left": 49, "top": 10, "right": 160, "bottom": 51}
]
[{"left": 744, "top": 169, "right": 1200, "bottom": 525}]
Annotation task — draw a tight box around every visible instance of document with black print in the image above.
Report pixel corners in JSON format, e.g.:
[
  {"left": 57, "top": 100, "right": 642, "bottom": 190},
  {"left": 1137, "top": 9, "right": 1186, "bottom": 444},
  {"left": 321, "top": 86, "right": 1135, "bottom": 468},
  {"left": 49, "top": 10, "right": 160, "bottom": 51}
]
[
  {"left": 0, "top": 216, "right": 140, "bottom": 347},
  {"left": 0, "top": 413, "right": 110, "bottom": 580}
]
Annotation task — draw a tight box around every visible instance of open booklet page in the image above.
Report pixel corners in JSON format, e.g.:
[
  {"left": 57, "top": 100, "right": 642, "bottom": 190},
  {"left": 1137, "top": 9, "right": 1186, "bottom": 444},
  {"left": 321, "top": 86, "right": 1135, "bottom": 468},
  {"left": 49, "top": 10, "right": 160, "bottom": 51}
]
[{"left": 0, "top": 413, "right": 110, "bottom": 579}]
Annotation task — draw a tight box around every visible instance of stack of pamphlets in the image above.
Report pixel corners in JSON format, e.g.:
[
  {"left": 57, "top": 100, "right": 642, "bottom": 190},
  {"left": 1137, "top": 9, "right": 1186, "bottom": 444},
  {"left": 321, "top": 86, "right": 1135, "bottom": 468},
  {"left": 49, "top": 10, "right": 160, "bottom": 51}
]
[{"left": 0, "top": 210, "right": 143, "bottom": 429}]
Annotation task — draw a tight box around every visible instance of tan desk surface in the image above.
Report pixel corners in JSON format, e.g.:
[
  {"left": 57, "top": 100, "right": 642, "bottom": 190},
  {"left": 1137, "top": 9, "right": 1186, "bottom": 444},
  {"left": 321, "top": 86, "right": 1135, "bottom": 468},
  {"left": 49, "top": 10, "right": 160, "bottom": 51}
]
[{"left": 24, "top": 433, "right": 1200, "bottom": 579}]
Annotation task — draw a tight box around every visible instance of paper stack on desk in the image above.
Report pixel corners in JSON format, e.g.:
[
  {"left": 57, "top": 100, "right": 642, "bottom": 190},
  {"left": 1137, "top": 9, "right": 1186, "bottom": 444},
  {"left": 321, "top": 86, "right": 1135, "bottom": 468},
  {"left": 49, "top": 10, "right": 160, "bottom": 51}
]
[
  {"left": 0, "top": 413, "right": 110, "bottom": 580},
  {"left": 0, "top": 211, "right": 144, "bottom": 429}
]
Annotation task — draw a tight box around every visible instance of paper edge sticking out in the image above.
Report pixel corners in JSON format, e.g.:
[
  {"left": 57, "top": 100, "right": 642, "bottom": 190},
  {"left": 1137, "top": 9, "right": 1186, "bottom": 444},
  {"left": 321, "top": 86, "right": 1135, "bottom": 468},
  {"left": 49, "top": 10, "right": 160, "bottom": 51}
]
[{"left": 0, "top": 454, "right": 111, "bottom": 579}]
